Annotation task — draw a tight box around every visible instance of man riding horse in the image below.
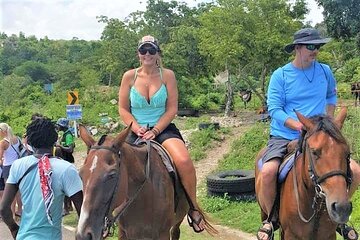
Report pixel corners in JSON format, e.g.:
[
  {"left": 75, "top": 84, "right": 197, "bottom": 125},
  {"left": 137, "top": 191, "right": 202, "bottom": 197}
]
[{"left": 255, "top": 28, "right": 360, "bottom": 240}]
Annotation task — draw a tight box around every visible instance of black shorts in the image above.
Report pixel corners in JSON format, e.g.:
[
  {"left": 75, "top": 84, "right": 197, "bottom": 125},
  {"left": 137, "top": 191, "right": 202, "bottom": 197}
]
[
  {"left": 2, "top": 165, "right": 11, "bottom": 179},
  {"left": 126, "top": 123, "right": 184, "bottom": 144},
  {"left": 0, "top": 167, "right": 4, "bottom": 190},
  {"left": 261, "top": 136, "right": 291, "bottom": 164}
]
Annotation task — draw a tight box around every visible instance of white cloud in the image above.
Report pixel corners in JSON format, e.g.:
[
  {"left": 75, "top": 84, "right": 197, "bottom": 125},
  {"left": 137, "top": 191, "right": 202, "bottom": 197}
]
[
  {"left": 304, "top": 0, "right": 324, "bottom": 25},
  {"left": 1, "top": 0, "right": 150, "bottom": 40},
  {"left": 0, "top": 0, "right": 323, "bottom": 41}
]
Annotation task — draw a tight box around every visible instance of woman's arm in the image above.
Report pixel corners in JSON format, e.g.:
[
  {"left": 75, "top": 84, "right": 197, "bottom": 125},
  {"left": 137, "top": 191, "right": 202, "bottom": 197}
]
[
  {"left": 0, "top": 140, "right": 9, "bottom": 163},
  {"left": 118, "top": 69, "right": 144, "bottom": 135}
]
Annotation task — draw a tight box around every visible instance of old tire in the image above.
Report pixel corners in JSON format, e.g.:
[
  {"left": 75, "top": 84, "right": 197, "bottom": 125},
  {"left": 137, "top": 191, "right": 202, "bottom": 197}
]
[{"left": 206, "top": 170, "right": 255, "bottom": 193}]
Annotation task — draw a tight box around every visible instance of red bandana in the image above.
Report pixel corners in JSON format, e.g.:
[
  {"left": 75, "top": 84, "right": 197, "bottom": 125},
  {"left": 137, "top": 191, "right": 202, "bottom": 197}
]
[{"left": 38, "top": 155, "right": 54, "bottom": 225}]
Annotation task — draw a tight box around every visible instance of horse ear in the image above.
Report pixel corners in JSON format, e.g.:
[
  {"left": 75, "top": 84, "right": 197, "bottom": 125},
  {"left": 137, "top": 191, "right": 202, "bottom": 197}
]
[
  {"left": 79, "top": 124, "right": 96, "bottom": 148},
  {"left": 113, "top": 123, "right": 133, "bottom": 149},
  {"left": 295, "top": 110, "right": 315, "bottom": 131},
  {"left": 334, "top": 107, "right": 347, "bottom": 129}
]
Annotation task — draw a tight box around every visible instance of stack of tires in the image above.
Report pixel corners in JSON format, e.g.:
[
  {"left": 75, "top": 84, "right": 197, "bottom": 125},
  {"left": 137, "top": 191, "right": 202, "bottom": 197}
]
[{"left": 206, "top": 170, "right": 256, "bottom": 201}]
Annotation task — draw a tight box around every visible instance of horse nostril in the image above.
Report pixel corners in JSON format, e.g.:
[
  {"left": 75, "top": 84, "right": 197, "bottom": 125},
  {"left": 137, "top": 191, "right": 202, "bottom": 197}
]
[
  {"left": 332, "top": 201, "right": 352, "bottom": 215},
  {"left": 86, "top": 230, "right": 96, "bottom": 240}
]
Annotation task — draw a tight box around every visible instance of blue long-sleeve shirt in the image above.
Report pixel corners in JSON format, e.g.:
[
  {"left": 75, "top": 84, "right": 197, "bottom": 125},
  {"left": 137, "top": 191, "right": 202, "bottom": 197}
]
[{"left": 267, "top": 61, "right": 337, "bottom": 140}]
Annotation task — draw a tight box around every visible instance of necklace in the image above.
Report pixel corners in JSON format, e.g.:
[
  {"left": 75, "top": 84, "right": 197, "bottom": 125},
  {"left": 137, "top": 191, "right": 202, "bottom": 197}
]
[{"left": 302, "top": 61, "right": 315, "bottom": 83}]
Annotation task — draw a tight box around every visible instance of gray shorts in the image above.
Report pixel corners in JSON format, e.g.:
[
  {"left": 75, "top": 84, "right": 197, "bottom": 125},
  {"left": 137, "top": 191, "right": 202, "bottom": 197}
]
[{"left": 261, "top": 136, "right": 291, "bottom": 163}]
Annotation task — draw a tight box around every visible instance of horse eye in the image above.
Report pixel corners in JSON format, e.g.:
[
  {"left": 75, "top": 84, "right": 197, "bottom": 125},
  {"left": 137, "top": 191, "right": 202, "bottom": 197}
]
[
  {"left": 311, "top": 149, "right": 321, "bottom": 159},
  {"left": 106, "top": 171, "right": 118, "bottom": 181}
]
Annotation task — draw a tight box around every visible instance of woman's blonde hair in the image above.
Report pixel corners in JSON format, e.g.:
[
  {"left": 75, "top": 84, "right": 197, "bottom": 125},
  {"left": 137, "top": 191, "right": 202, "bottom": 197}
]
[{"left": 0, "top": 122, "right": 16, "bottom": 141}]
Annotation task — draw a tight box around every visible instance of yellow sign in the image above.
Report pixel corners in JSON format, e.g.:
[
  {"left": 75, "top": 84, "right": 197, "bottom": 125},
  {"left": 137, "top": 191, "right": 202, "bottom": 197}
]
[{"left": 67, "top": 91, "right": 79, "bottom": 105}]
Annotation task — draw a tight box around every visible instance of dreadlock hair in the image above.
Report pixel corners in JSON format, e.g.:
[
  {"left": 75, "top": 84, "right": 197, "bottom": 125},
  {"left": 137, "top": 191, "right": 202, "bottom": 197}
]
[
  {"left": 30, "top": 113, "right": 44, "bottom": 121},
  {"left": 26, "top": 117, "right": 58, "bottom": 149}
]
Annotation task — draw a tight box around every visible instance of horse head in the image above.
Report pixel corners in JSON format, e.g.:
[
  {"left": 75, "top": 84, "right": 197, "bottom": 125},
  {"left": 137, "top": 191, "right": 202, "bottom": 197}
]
[
  {"left": 296, "top": 107, "right": 352, "bottom": 224},
  {"left": 76, "top": 124, "right": 132, "bottom": 240}
]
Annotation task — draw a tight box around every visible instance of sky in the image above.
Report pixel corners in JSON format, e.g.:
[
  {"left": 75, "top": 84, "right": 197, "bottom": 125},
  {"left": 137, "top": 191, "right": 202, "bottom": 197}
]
[{"left": 0, "top": 0, "right": 324, "bottom": 41}]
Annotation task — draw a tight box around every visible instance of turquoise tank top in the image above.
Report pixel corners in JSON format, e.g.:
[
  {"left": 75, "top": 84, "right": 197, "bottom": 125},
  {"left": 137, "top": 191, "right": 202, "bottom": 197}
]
[{"left": 129, "top": 68, "right": 168, "bottom": 127}]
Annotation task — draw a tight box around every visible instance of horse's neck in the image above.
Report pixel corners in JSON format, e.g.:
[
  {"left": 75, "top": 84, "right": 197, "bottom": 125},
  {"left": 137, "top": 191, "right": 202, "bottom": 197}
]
[{"left": 122, "top": 144, "right": 148, "bottom": 182}]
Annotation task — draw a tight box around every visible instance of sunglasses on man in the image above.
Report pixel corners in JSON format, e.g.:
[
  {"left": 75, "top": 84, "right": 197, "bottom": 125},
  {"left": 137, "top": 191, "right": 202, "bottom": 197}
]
[
  {"left": 138, "top": 46, "right": 158, "bottom": 55},
  {"left": 303, "top": 44, "right": 321, "bottom": 51}
]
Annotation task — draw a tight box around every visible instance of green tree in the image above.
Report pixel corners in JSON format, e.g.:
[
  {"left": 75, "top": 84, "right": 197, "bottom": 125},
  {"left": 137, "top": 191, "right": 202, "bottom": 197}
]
[
  {"left": 197, "top": 0, "right": 305, "bottom": 92},
  {"left": 98, "top": 16, "right": 138, "bottom": 86},
  {"left": 13, "top": 61, "right": 52, "bottom": 84},
  {"left": 316, "top": 0, "right": 360, "bottom": 40}
]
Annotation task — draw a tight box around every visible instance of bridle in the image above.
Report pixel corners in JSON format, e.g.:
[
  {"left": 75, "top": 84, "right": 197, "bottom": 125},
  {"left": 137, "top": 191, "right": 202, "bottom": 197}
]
[
  {"left": 293, "top": 129, "right": 352, "bottom": 226},
  {"left": 87, "top": 140, "right": 151, "bottom": 238}
]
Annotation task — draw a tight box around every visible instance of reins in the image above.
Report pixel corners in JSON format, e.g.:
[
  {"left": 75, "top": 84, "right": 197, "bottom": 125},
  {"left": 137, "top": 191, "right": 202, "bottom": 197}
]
[{"left": 89, "top": 140, "right": 151, "bottom": 238}]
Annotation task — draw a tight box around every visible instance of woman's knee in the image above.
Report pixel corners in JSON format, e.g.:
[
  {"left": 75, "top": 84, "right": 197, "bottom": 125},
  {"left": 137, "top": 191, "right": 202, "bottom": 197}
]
[{"left": 174, "top": 156, "right": 194, "bottom": 172}]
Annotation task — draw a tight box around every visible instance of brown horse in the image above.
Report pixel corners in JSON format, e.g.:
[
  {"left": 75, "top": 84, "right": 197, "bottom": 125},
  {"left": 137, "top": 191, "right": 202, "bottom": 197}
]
[
  {"left": 75, "top": 124, "right": 194, "bottom": 240},
  {"left": 255, "top": 108, "right": 353, "bottom": 239}
]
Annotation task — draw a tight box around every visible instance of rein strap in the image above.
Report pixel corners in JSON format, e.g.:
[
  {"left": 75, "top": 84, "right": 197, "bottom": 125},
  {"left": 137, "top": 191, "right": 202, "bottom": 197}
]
[{"left": 97, "top": 140, "right": 152, "bottom": 238}]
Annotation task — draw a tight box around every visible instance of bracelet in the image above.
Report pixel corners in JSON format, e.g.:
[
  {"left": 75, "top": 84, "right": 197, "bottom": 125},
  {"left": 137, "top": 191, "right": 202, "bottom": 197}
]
[
  {"left": 152, "top": 127, "right": 160, "bottom": 136},
  {"left": 151, "top": 129, "right": 158, "bottom": 136}
]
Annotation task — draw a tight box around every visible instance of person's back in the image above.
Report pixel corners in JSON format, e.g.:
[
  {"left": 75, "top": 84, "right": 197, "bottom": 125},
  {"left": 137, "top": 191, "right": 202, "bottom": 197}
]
[
  {"left": 7, "top": 155, "right": 82, "bottom": 239},
  {"left": 56, "top": 118, "right": 75, "bottom": 163},
  {"left": 60, "top": 129, "right": 75, "bottom": 163}
]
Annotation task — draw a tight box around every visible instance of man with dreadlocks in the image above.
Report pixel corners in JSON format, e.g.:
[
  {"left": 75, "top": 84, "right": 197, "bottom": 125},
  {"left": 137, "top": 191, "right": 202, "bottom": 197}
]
[{"left": 0, "top": 117, "right": 83, "bottom": 239}]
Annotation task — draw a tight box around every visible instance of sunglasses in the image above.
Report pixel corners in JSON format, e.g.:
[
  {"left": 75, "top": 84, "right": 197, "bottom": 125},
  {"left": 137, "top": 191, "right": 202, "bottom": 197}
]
[
  {"left": 138, "top": 47, "right": 158, "bottom": 55},
  {"left": 303, "top": 44, "right": 321, "bottom": 51}
]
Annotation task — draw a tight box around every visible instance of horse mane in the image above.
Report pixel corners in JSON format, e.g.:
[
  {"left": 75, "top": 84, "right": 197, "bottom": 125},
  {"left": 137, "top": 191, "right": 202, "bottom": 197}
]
[{"left": 309, "top": 114, "right": 347, "bottom": 145}]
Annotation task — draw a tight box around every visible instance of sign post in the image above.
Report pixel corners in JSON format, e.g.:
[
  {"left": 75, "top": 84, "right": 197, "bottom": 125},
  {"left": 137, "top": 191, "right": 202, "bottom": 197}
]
[
  {"left": 66, "top": 90, "right": 80, "bottom": 138},
  {"left": 66, "top": 104, "right": 82, "bottom": 138}
]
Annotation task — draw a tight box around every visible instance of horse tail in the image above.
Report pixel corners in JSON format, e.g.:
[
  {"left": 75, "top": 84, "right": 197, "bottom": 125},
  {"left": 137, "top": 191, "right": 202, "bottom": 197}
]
[{"left": 197, "top": 207, "right": 219, "bottom": 236}]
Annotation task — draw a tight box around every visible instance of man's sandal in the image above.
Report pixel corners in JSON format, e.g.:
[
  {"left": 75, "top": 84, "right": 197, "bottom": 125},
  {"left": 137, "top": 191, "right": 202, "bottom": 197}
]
[
  {"left": 187, "top": 209, "right": 205, "bottom": 233},
  {"left": 336, "top": 224, "right": 359, "bottom": 240},
  {"left": 257, "top": 221, "right": 274, "bottom": 240}
]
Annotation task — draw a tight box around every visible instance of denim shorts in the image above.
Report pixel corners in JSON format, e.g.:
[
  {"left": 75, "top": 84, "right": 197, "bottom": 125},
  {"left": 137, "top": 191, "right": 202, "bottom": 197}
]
[
  {"left": 126, "top": 123, "right": 185, "bottom": 144},
  {"left": 261, "top": 136, "right": 291, "bottom": 164}
]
